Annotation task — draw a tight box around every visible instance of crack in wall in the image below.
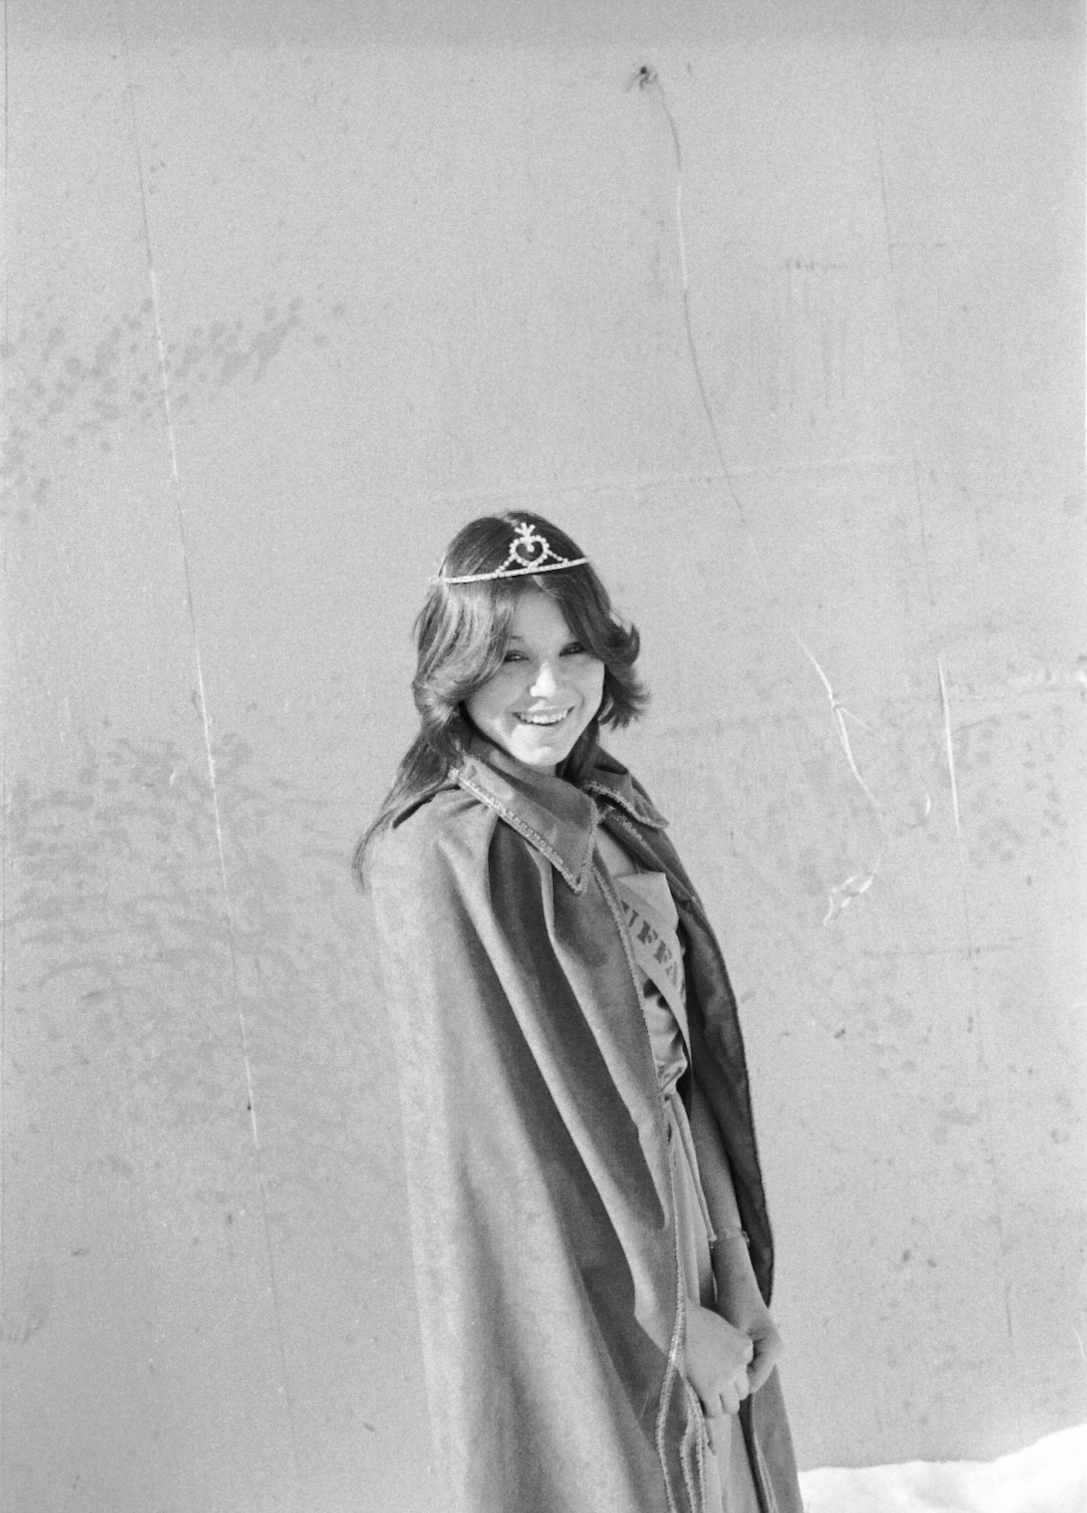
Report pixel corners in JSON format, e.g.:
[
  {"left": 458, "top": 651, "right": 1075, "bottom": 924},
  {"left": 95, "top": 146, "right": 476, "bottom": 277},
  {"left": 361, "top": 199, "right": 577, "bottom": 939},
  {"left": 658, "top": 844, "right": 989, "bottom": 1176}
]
[
  {"left": 933, "top": 654, "right": 1020, "bottom": 1378},
  {"left": 640, "top": 73, "right": 1022, "bottom": 1385},
  {"left": 868, "top": 69, "right": 936, "bottom": 611},
  {"left": 639, "top": 66, "right": 753, "bottom": 543},
  {"left": 2, "top": 0, "right": 11, "bottom": 1459},
  {"left": 115, "top": 4, "right": 300, "bottom": 1480},
  {"left": 641, "top": 67, "right": 931, "bottom": 927},
  {"left": 937, "top": 656, "right": 962, "bottom": 838},
  {"left": 797, "top": 638, "right": 884, "bottom": 814}
]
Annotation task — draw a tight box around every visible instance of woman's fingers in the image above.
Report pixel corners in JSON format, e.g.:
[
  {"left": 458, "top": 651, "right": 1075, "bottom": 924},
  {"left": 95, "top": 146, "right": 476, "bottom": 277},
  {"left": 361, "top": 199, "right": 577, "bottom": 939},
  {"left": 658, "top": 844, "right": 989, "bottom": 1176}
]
[
  {"left": 705, "top": 1368, "right": 749, "bottom": 1431},
  {"left": 718, "top": 1374, "right": 745, "bottom": 1417},
  {"left": 746, "top": 1325, "right": 783, "bottom": 1394},
  {"left": 685, "top": 1303, "right": 757, "bottom": 1410},
  {"left": 703, "top": 1406, "right": 728, "bottom": 1453}
]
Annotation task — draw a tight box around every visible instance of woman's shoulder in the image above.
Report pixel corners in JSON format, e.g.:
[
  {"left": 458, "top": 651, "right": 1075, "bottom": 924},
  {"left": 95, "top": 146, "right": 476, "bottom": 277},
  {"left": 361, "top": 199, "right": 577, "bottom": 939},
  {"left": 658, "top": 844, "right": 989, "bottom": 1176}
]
[
  {"left": 374, "top": 780, "right": 497, "bottom": 863},
  {"left": 367, "top": 790, "right": 490, "bottom": 920},
  {"left": 368, "top": 775, "right": 550, "bottom": 928}
]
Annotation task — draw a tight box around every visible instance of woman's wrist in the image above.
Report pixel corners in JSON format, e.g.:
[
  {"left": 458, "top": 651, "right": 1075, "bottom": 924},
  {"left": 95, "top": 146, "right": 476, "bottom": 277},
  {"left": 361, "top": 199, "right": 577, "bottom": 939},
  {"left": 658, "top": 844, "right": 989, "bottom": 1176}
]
[
  {"left": 712, "top": 1227, "right": 761, "bottom": 1300},
  {"left": 711, "top": 1226, "right": 748, "bottom": 1248}
]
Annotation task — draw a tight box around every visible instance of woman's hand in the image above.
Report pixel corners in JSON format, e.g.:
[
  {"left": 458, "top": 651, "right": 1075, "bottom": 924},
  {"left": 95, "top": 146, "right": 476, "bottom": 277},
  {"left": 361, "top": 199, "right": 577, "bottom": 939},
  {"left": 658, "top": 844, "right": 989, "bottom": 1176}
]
[
  {"left": 712, "top": 1236, "right": 784, "bottom": 1396},
  {"left": 685, "top": 1080, "right": 785, "bottom": 1415},
  {"left": 684, "top": 1301, "right": 754, "bottom": 1450}
]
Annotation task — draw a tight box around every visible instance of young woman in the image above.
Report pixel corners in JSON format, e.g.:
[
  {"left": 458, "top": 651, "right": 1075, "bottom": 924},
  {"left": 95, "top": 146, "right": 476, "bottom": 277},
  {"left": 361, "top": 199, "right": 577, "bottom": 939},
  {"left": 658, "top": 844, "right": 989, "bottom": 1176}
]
[{"left": 360, "top": 511, "right": 802, "bottom": 1513}]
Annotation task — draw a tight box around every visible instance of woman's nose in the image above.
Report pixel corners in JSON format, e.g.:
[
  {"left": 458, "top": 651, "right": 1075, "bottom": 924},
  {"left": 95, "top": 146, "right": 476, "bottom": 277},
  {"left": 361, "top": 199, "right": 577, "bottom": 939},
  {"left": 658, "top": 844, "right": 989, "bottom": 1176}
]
[{"left": 529, "top": 661, "right": 561, "bottom": 698}]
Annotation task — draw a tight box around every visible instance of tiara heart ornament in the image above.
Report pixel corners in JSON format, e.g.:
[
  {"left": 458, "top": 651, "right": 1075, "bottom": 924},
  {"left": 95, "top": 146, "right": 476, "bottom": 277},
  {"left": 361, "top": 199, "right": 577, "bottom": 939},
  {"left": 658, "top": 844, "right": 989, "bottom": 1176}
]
[{"left": 437, "top": 522, "right": 589, "bottom": 584}]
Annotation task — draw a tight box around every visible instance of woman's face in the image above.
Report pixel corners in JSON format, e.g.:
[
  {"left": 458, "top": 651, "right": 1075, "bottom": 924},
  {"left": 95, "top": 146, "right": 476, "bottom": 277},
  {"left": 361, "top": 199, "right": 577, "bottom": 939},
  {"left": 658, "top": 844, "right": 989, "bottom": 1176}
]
[{"left": 464, "top": 590, "right": 605, "bottom": 774}]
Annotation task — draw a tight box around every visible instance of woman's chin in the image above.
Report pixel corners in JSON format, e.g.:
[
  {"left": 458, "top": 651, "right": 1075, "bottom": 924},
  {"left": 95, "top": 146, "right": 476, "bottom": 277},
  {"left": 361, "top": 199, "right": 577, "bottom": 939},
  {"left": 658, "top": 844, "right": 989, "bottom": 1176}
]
[
  {"left": 509, "top": 745, "right": 566, "bottom": 772},
  {"left": 506, "top": 731, "right": 579, "bottom": 771}
]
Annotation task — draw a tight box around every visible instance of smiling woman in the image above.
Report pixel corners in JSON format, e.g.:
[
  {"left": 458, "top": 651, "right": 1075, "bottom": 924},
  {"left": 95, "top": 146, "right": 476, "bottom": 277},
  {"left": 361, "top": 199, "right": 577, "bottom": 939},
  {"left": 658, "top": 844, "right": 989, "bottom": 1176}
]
[
  {"left": 354, "top": 512, "right": 648, "bottom": 852},
  {"left": 463, "top": 593, "right": 606, "bottom": 772},
  {"left": 356, "top": 512, "right": 803, "bottom": 1513}
]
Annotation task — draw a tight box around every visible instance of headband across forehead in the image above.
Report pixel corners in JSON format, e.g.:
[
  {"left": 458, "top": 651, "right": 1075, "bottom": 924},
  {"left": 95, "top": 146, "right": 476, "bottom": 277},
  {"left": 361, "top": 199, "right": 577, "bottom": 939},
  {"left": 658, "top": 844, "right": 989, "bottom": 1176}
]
[{"left": 437, "top": 521, "right": 589, "bottom": 585}]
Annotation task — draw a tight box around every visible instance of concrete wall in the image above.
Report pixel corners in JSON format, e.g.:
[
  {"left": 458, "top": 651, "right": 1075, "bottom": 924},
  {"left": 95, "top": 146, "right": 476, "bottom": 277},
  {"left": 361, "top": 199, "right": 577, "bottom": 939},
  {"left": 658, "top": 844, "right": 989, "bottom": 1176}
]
[{"left": 2, "top": 2, "right": 1084, "bottom": 1508}]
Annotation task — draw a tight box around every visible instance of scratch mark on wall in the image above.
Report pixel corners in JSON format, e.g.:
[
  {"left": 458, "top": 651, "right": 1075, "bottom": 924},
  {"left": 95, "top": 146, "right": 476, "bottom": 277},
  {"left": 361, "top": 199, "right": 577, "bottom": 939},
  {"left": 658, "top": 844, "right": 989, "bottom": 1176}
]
[
  {"left": 639, "top": 66, "right": 751, "bottom": 537},
  {"left": 398, "top": 454, "right": 904, "bottom": 516},
  {"left": 937, "top": 656, "right": 962, "bottom": 837},
  {"left": 3, "top": 0, "right": 7, "bottom": 345},
  {"left": 1, "top": 1259, "right": 54, "bottom": 1342},
  {"left": 868, "top": 70, "right": 936, "bottom": 610},
  {"left": 116, "top": 6, "right": 300, "bottom": 1480},
  {"left": 1, "top": 0, "right": 9, "bottom": 1373},
  {"left": 822, "top": 865, "right": 879, "bottom": 927},
  {"left": 796, "top": 639, "right": 882, "bottom": 812},
  {"left": 1, "top": 573, "right": 7, "bottom": 1363},
  {"left": 870, "top": 86, "right": 896, "bottom": 276},
  {"left": 962, "top": 947, "right": 1019, "bottom": 1367},
  {"left": 793, "top": 639, "right": 904, "bottom": 923},
  {"left": 640, "top": 66, "right": 935, "bottom": 926},
  {"left": 935, "top": 648, "right": 1018, "bottom": 1375}
]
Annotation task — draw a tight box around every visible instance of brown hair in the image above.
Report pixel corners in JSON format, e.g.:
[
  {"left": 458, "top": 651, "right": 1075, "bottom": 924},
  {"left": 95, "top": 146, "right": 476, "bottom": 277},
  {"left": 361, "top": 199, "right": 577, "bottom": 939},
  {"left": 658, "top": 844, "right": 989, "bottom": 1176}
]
[{"left": 353, "top": 510, "right": 647, "bottom": 883}]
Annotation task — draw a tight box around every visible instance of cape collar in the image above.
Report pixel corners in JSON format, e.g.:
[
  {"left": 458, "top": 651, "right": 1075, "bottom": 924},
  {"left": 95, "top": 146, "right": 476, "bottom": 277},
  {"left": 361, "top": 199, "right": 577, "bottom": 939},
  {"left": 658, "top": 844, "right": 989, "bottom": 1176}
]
[{"left": 453, "top": 735, "right": 668, "bottom": 894}]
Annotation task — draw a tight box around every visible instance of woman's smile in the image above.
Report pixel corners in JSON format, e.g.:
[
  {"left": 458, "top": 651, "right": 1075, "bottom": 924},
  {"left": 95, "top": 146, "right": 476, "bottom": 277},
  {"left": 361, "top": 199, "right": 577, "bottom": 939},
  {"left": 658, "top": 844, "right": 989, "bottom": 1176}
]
[{"left": 515, "top": 707, "right": 572, "bottom": 726}]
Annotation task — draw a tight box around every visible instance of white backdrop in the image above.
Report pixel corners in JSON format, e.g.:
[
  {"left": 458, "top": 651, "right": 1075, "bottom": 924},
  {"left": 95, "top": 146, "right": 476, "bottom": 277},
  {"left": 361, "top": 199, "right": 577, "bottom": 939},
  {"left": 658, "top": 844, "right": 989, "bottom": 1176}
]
[{"left": 3, "top": 2, "right": 1084, "bottom": 1508}]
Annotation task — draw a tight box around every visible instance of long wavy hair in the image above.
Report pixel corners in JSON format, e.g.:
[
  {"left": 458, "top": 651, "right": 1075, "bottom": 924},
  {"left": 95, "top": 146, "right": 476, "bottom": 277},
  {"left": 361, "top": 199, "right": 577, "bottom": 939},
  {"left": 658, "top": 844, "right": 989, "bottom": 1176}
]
[{"left": 354, "top": 510, "right": 647, "bottom": 884}]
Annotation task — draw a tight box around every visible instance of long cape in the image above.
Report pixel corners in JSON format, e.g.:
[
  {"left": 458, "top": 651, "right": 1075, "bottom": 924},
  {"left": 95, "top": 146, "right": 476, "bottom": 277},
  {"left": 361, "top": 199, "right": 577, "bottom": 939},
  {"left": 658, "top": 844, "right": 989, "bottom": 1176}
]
[{"left": 369, "top": 740, "right": 802, "bottom": 1513}]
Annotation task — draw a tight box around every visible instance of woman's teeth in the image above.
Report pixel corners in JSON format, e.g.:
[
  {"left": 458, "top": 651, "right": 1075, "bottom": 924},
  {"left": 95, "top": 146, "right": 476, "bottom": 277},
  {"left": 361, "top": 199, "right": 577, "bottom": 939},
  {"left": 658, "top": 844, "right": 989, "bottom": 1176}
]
[{"left": 517, "top": 711, "right": 569, "bottom": 726}]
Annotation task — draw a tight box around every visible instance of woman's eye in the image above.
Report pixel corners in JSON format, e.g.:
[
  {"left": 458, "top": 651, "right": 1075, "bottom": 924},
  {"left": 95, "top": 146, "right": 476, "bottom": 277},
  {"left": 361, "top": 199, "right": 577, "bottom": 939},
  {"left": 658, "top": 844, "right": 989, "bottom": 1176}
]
[
  {"left": 502, "top": 651, "right": 526, "bottom": 663},
  {"left": 562, "top": 642, "right": 587, "bottom": 656}
]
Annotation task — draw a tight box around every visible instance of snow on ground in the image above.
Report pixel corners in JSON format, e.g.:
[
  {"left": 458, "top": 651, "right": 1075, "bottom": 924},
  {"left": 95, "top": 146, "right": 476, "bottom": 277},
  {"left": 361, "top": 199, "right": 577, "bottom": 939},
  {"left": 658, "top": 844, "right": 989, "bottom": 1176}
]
[{"left": 799, "top": 1424, "right": 1087, "bottom": 1513}]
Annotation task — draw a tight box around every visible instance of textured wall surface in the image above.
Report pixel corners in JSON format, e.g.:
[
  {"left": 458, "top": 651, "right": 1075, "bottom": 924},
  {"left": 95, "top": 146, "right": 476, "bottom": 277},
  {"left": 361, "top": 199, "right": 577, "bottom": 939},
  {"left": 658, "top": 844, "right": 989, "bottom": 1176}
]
[{"left": 2, "top": 2, "right": 1084, "bottom": 1509}]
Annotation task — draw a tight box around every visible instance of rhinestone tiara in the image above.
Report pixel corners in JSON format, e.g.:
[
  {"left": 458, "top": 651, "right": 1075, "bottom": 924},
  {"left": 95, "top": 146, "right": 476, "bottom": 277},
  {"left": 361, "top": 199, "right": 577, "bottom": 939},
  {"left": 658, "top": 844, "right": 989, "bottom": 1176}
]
[{"left": 437, "top": 521, "right": 589, "bottom": 584}]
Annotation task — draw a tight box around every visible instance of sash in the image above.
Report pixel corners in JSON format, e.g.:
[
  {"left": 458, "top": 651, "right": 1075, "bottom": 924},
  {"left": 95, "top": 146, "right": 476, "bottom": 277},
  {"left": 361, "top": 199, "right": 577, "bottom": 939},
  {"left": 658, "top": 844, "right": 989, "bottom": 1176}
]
[
  {"left": 612, "top": 875, "right": 690, "bottom": 1055},
  {"left": 613, "top": 874, "right": 716, "bottom": 1245}
]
